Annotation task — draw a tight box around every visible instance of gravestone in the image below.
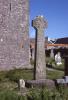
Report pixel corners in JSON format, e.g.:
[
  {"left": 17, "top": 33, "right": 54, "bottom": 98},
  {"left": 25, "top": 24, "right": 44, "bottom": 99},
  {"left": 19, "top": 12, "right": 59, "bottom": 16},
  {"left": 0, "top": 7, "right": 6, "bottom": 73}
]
[
  {"left": 0, "top": 0, "right": 30, "bottom": 70},
  {"left": 32, "top": 16, "right": 47, "bottom": 80},
  {"left": 55, "top": 52, "right": 62, "bottom": 65},
  {"left": 50, "top": 48, "right": 54, "bottom": 58},
  {"left": 19, "top": 79, "right": 25, "bottom": 91},
  {"left": 56, "top": 56, "right": 68, "bottom": 85}
]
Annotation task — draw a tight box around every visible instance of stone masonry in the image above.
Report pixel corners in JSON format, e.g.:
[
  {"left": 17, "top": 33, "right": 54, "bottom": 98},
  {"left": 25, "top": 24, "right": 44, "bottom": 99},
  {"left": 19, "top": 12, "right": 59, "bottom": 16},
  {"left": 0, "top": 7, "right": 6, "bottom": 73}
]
[
  {"left": 0, "top": 0, "right": 30, "bottom": 70},
  {"left": 32, "top": 16, "right": 48, "bottom": 80}
]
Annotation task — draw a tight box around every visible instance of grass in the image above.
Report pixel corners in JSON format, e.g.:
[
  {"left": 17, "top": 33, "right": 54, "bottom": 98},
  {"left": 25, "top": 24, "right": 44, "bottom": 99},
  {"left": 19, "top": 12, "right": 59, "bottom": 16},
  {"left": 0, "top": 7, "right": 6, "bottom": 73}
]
[
  {"left": 0, "top": 68, "right": 64, "bottom": 91},
  {"left": 46, "top": 57, "right": 65, "bottom": 71},
  {"left": 0, "top": 57, "right": 65, "bottom": 99},
  {"left": 0, "top": 86, "right": 67, "bottom": 100},
  {"left": 28, "top": 86, "right": 68, "bottom": 100},
  {"left": 0, "top": 68, "right": 64, "bottom": 82},
  {"left": 6, "top": 69, "right": 33, "bottom": 81},
  {"left": 0, "top": 81, "right": 17, "bottom": 91},
  {"left": 47, "top": 70, "right": 64, "bottom": 79},
  {"left": 0, "top": 90, "right": 27, "bottom": 100},
  {"left": 0, "top": 69, "right": 33, "bottom": 91},
  {"left": 0, "top": 69, "right": 33, "bottom": 82},
  {"left": 0, "top": 67, "right": 67, "bottom": 100},
  {"left": 0, "top": 57, "right": 66, "bottom": 100}
]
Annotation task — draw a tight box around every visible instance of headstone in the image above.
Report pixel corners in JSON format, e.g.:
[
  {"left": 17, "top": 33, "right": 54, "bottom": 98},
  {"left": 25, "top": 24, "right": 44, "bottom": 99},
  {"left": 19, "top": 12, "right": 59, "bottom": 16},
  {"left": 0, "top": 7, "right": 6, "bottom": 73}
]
[
  {"left": 19, "top": 79, "right": 25, "bottom": 91},
  {"left": 0, "top": 0, "right": 30, "bottom": 70},
  {"left": 56, "top": 79, "right": 66, "bottom": 84},
  {"left": 55, "top": 52, "right": 62, "bottom": 65},
  {"left": 50, "top": 48, "right": 54, "bottom": 58},
  {"left": 64, "top": 76, "right": 68, "bottom": 83},
  {"left": 56, "top": 76, "right": 68, "bottom": 84},
  {"left": 32, "top": 16, "right": 48, "bottom": 80}
]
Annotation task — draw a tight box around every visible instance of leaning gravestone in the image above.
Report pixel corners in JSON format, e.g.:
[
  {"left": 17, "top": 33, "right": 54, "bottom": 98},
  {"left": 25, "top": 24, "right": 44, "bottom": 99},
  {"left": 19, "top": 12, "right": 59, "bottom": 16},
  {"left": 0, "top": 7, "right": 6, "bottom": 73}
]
[
  {"left": 32, "top": 16, "right": 47, "bottom": 80},
  {"left": 0, "top": 0, "right": 30, "bottom": 70}
]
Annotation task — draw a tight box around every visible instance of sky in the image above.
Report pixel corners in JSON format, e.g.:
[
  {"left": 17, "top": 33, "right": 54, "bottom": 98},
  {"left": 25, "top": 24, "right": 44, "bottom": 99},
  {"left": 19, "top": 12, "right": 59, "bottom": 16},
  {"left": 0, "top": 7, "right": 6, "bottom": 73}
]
[{"left": 29, "top": 0, "right": 68, "bottom": 39}]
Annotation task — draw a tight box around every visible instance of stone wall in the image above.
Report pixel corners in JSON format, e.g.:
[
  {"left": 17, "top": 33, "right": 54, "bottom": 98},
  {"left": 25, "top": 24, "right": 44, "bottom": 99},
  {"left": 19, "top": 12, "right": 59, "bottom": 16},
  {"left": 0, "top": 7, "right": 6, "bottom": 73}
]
[{"left": 0, "top": 0, "right": 30, "bottom": 70}]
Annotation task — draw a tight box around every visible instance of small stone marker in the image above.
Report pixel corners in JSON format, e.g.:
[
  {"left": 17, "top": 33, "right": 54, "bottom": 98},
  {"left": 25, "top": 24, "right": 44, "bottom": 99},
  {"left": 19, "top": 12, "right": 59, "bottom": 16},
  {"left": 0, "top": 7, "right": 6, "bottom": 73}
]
[
  {"left": 56, "top": 76, "right": 68, "bottom": 85},
  {"left": 64, "top": 76, "right": 68, "bottom": 83},
  {"left": 19, "top": 79, "right": 25, "bottom": 91},
  {"left": 56, "top": 79, "right": 66, "bottom": 84},
  {"left": 32, "top": 16, "right": 48, "bottom": 80},
  {"left": 50, "top": 48, "right": 54, "bottom": 58}
]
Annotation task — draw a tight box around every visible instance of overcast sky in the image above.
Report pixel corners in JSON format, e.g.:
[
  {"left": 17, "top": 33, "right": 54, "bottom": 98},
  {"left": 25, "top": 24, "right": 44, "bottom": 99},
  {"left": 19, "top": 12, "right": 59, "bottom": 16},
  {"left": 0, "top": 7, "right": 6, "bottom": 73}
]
[{"left": 29, "top": 0, "right": 68, "bottom": 39}]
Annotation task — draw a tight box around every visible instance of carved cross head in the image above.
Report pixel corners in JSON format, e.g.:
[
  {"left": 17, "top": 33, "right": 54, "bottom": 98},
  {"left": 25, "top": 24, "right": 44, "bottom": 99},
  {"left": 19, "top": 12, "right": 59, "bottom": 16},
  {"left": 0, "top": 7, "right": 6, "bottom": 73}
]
[{"left": 32, "top": 16, "right": 48, "bottom": 30}]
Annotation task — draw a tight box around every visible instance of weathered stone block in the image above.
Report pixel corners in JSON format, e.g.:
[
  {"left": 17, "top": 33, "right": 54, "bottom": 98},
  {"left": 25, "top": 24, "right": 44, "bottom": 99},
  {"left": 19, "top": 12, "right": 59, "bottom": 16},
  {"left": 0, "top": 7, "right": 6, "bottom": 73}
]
[
  {"left": 56, "top": 79, "right": 66, "bottom": 84},
  {"left": 64, "top": 76, "right": 68, "bottom": 83},
  {"left": 25, "top": 79, "right": 55, "bottom": 88}
]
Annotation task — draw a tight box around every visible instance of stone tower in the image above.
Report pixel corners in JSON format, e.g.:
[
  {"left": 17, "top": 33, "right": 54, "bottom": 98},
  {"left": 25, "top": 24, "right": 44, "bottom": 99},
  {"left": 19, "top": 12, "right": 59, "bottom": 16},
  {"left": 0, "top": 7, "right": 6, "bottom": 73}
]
[{"left": 0, "top": 0, "right": 30, "bottom": 70}]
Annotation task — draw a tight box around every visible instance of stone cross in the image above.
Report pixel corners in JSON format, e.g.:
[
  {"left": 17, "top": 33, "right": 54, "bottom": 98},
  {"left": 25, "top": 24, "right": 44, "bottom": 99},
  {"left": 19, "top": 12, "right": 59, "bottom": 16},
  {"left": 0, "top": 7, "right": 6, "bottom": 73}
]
[{"left": 32, "top": 16, "right": 48, "bottom": 80}]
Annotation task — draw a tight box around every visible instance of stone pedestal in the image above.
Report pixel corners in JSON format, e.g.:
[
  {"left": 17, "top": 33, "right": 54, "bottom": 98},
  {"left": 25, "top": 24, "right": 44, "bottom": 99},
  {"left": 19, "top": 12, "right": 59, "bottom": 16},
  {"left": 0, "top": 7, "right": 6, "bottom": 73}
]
[{"left": 32, "top": 16, "right": 47, "bottom": 80}]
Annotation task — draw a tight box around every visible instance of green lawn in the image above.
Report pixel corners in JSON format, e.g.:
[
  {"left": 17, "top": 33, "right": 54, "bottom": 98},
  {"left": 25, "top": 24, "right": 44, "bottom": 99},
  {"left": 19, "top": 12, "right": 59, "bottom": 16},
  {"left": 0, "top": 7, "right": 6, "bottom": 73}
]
[
  {"left": 47, "top": 70, "right": 64, "bottom": 79},
  {"left": 0, "top": 68, "right": 67, "bottom": 100},
  {"left": 0, "top": 68, "right": 64, "bottom": 81},
  {"left": 46, "top": 57, "right": 65, "bottom": 71},
  {"left": 0, "top": 68, "right": 64, "bottom": 91}
]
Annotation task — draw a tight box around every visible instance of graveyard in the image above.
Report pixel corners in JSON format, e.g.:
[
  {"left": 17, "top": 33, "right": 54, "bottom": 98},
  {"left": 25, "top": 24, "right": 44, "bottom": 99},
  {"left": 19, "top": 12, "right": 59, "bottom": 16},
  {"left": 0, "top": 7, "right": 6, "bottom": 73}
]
[{"left": 0, "top": 0, "right": 68, "bottom": 100}]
